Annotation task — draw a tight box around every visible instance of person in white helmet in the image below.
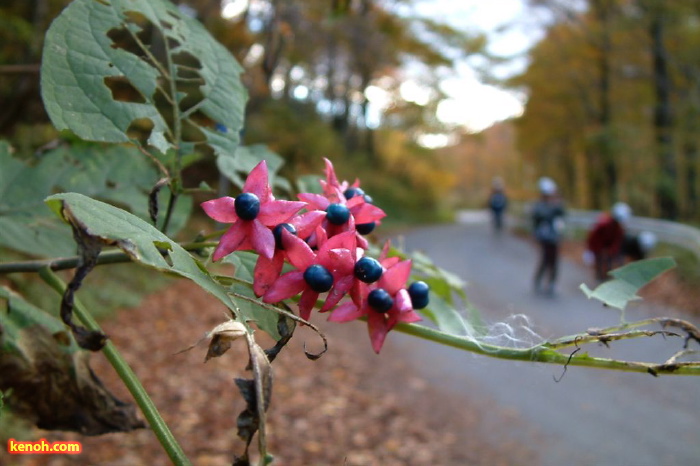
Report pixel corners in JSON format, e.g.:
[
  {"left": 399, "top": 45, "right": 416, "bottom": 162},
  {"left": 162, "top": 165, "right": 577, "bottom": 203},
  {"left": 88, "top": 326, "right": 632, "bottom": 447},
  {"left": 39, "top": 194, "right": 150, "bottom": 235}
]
[
  {"left": 585, "top": 202, "right": 632, "bottom": 281},
  {"left": 532, "top": 177, "right": 566, "bottom": 295}
]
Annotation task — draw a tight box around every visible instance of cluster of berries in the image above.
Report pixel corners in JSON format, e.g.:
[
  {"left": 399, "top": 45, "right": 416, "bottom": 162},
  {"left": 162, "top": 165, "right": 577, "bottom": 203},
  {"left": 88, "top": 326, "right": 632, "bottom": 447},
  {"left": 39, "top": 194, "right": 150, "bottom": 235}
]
[{"left": 202, "top": 158, "right": 429, "bottom": 353}]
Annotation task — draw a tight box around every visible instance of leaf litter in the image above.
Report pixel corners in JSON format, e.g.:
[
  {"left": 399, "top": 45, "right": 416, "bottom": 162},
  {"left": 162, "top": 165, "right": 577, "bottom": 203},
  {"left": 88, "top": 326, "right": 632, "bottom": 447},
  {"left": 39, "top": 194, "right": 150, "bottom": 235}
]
[{"left": 2, "top": 280, "right": 540, "bottom": 465}]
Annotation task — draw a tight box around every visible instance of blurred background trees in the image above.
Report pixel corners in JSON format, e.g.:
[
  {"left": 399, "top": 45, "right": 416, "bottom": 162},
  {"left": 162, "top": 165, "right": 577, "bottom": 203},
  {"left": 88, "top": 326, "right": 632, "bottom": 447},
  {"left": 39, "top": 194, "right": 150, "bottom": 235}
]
[
  {"left": 513, "top": 0, "right": 700, "bottom": 219},
  {"left": 2, "top": 0, "right": 700, "bottom": 222}
]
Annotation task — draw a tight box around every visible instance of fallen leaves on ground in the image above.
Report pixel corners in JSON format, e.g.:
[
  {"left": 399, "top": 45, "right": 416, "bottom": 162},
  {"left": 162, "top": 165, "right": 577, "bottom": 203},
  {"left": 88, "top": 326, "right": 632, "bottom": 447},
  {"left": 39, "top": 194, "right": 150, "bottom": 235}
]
[{"left": 3, "top": 280, "right": 538, "bottom": 465}]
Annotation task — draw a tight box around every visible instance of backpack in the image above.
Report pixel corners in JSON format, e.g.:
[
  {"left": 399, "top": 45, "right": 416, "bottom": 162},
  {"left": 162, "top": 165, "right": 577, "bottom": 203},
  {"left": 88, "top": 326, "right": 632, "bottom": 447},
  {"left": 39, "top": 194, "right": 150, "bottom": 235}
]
[
  {"left": 533, "top": 202, "right": 564, "bottom": 244},
  {"left": 535, "top": 221, "right": 558, "bottom": 244}
]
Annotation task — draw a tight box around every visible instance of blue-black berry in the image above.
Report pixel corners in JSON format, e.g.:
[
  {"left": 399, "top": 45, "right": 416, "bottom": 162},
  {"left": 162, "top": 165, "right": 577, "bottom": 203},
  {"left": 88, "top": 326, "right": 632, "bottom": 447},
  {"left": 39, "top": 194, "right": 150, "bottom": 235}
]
[
  {"left": 368, "top": 288, "right": 393, "bottom": 313},
  {"left": 363, "top": 194, "right": 374, "bottom": 204},
  {"left": 326, "top": 203, "right": 350, "bottom": 225},
  {"left": 235, "top": 192, "right": 260, "bottom": 220},
  {"left": 344, "top": 187, "right": 365, "bottom": 200},
  {"left": 408, "top": 281, "right": 430, "bottom": 309},
  {"left": 273, "top": 223, "right": 297, "bottom": 249},
  {"left": 354, "top": 257, "right": 383, "bottom": 283},
  {"left": 356, "top": 222, "right": 376, "bottom": 235},
  {"left": 303, "top": 264, "right": 334, "bottom": 292}
]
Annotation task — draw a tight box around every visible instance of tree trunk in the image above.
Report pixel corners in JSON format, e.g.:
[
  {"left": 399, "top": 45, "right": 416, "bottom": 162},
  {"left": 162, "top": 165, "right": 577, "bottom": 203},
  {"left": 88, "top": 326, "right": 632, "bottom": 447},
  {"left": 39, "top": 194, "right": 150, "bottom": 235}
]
[
  {"left": 680, "top": 72, "right": 700, "bottom": 219},
  {"left": 649, "top": 7, "right": 677, "bottom": 219},
  {"left": 592, "top": 0, "right": 616, "bottom": 208},
  {"left": 262, "top": 0, "right": 285, "bottom": 88}
]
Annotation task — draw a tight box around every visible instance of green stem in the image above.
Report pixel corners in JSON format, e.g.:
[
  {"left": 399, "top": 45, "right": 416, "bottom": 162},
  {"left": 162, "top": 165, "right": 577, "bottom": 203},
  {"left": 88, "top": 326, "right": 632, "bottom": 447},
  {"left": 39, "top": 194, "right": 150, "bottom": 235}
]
[
  {"left": 392, "top": 322, "right": 700, "bottom": 376},
  {"left": 160, "top": 190, "right": 179, "bottom": 236},
  {"left": 0, "top": 241, "right": 218, "bottom": 274},
  {"left": 38, "top": 268, "right": 192, "bottom": 465},
  {"left": 159, "top": 27, "right": 184, "bottom": 236},
  {"left": 15, "top": 251, "right": 700, "bottom": 376},
  {"left": 163, "top": 29, "right": 182, "bottom": 170}
]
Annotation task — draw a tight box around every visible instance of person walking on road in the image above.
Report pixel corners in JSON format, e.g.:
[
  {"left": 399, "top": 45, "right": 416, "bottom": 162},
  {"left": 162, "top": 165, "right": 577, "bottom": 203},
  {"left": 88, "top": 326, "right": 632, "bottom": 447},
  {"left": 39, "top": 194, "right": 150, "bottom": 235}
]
[
  {"left": 488, "top": 177, "right": 508, "bottom": 233},
  {"left": 584, "top": 202, "right": 632, "bottom": 281},
  {"left": 532, "top": 177, "right": 566, "bottom": 296}
]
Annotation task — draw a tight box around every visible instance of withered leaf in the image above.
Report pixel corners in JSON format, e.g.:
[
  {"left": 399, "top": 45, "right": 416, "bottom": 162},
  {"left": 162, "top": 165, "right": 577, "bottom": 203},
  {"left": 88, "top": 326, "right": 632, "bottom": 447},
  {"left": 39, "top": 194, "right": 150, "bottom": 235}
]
[
  {"left": 0, "top": 287, "right": 143, "bottom": 434},
  {"left": 204, "top": 320, "right": 247, "bottom": 362},
  {"left": 203, "top": 319, "right": 272, "bottom": 465}
]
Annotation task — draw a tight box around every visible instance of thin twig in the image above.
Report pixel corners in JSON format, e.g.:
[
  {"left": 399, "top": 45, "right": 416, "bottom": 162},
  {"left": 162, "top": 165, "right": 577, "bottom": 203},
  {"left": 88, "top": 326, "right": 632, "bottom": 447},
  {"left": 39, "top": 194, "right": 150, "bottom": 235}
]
[
  {"left": 0, "top": 64, "right": 41, "bottom": 74},
  {"left": 181, "top": 101, "right": 205, "bottom": 120},
  {"left": 134, "top": 143, "right": 171, "bottom": 179},
  {"left": 546, "top": 329, "right": 681, "bottom": 350},
  {"left": 553, "top": 347, "right": 581, "bottom": 383},
  {"left": 229, "top": 291, "right": 316, "bottom": 332},
  {"left": 157, "top": 82, "right": 177, "bottom": 104},
  {"left": 160, "top": 191, "right": 179, "bottom": 235},
  {"left": 175, "top": 77, "right": 206, "bottom": 84},
  {"left": 126, "top": 28, "right": 171, "bottom": 79},
  {"left": 228, "top": 291, "right": 328, "bottom": 359},
  {"left": 665, "top": 349, "right": 700, "bottom": 365},
  {"left": 392, "top": 322, "right": 700, "bottom": 376}
]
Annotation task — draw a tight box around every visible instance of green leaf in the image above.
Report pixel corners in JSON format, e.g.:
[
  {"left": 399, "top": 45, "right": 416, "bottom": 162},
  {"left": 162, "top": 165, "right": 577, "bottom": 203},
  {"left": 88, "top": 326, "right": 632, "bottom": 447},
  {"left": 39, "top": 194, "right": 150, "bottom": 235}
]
[
  {"left": 0, "top": 143, "right": 74, "bottom": 256},
  {"left": 364, "top": 242, "right": 478, "bottom": 334},
  {"left": 221, "top": 251, "right": 281, "bottom": 340},
  {"left": 44, "top": 193, "right": 278, "bottom": 338},
  {"left": 295, "top": 174, "right": 323, "bottom": 195},
  {"left": 230, "top": 283, "right": 281, "bottom": 341},
  {"left": 0, "top": 287, "right": 79, "bottom": 355},
  {"left": 373, "top": 243, "right": 469, "bottom": 304},
  {"left": 0, "top": 143, "right": 191, "bottom": 257},
  {"left": 411, "top": 250, "right": 468, "bottom": 302},
  {"left": 41, "top": 0, "right": 246, "bottom": 156},
  {"left": 223, "top": 251, "right": 259, "bottom": 283},
  {"left": 580, "top": 257, "right": 677, "bottom": 310},
  {"left": 217, "top": 145, "right": 289, "bottom": 192},
  {"left": 418, "top": 294, "right": 474, "bottom": 336}
]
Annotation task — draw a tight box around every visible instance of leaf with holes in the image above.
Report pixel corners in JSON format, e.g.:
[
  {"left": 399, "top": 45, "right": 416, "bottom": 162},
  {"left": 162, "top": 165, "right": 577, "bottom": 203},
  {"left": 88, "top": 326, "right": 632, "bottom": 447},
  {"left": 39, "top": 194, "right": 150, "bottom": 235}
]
[
  {"left": 44, "top": 193, "right": 279, "bottom": 339},
  {"left": 41, "top": 0, "right": 246, "bottom": 155},
  {"left": 0, "top": 142, "right": 191, "bottom": 258}
]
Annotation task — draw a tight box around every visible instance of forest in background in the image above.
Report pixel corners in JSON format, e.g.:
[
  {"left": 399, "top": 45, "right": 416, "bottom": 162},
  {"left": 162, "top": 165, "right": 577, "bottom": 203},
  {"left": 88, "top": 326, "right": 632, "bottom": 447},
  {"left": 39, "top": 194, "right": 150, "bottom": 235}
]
[
  {"left": 513, "top": 0, "right": 700, "bottom": 220},
  {"left": 2, "top": 0, "right": 700, "bottom": 222}
]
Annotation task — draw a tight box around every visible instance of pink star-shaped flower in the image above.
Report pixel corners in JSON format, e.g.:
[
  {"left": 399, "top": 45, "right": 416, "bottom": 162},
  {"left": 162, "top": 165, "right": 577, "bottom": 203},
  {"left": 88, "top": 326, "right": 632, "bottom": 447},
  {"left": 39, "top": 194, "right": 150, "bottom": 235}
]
[
  {"left": 319, "top": 157, "right": 360, "bottom": 197},
  {"left": 252, "top": 210, "right": 326, "bottom": 297},
  {"left": 299, "top": 185, "right": 385, "bottom": 249},
  {"left": 329, "top": 257, "right": 421, "bottom": 353},
  {"left": 263, "top": 230, "right": 357, "bottom": 321},
  {"left": 201, "top": 160, "right": 306, "bottom": 261},
  {"left": 377, "top": 240, "right": 401, "bottom": 269}
]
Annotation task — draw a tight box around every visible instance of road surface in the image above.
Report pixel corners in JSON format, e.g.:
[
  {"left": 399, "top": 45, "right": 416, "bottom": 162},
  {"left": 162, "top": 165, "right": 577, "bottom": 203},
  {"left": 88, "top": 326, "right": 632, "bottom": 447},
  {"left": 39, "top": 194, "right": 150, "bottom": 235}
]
[{"left": 392, "top": 213, "right": 700, "bottom": 466}]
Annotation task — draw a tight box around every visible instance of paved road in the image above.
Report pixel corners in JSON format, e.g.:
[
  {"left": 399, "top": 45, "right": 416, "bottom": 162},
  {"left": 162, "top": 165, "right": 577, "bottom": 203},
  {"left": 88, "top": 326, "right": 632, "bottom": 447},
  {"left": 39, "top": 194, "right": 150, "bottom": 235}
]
[{"left": 392, "top": 213, "right": 700, "bottom": 466}]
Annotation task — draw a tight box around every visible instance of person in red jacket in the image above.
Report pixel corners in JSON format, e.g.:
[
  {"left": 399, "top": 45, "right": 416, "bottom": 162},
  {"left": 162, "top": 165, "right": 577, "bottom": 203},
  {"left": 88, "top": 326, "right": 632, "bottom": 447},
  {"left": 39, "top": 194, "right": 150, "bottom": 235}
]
[{"left": 585, "top": 202, "right": 631, "bottom": 281}]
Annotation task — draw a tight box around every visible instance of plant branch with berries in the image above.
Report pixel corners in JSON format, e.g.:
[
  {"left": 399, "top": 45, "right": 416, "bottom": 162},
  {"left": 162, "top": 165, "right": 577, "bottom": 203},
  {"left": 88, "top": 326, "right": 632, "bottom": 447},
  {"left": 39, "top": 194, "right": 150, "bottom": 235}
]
[{"left": 2, "top": 0, "right": 700, "bottom": 465}]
